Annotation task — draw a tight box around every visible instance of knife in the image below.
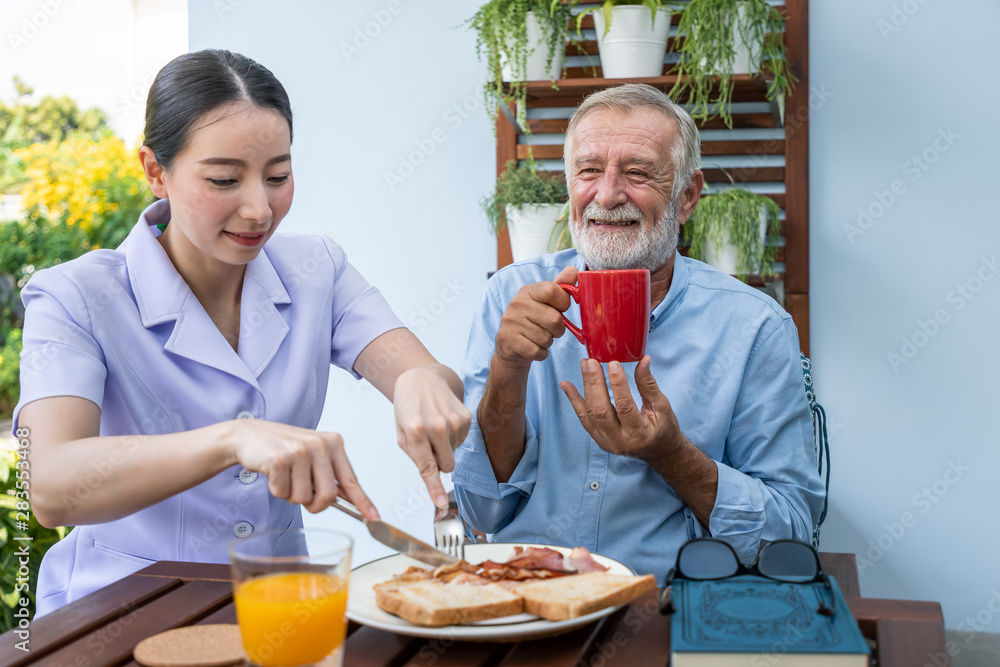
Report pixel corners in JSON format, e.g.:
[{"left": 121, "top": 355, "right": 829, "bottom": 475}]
[{"left": 329, "top": 497, "right": 461, "bottom": 568}]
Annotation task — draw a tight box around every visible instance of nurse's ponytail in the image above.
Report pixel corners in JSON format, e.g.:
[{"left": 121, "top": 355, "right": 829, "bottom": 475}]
[{"left": 142, "top": 49, "right": 293, "bottom": 172}]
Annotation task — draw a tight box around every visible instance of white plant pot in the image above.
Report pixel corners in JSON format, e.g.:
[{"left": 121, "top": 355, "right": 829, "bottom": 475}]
[
  {"left": 505, "top": 203, "right": 564, "bottom": 262},
  {"left": 593, "top": 7, "right": 671, "bottom": 79},
  {"left": 704, "top": 204, "right": 769, "bottom": 275},
  {"left": 728, "top": 5, "right": 760, "bottom": 75},
  {"left": 500, "top": 11, "right": 566, "bottom": 82}
]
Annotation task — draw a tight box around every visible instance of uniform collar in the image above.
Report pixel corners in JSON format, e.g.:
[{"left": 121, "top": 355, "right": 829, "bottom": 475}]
[{"left": 122, "top": 199, "right": 291, "bottom": 383}]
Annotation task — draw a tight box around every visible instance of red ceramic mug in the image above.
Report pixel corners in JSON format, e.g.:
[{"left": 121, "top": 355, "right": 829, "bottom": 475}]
[{"left": 559, "top": 269, "right": 651, "bottom": 363}]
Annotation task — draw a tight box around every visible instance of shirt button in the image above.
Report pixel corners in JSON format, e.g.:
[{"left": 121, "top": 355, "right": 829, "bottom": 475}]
[
  {"left": 239, "top": 469, "right": 258, "bottom": 484},
  {"left": 590, "top": 481, "right": 600, "bottom": 490},
  {"left": 236, "top": 411, "right": 255, "bottom": 420},
  {"left": 234, "top": 521, "right": 253, "bottom": 538}
]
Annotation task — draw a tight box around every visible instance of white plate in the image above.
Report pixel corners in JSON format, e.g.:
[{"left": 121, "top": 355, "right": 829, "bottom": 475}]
[{"left": 347, "top": 543, "right": 635, "bottom": 641}]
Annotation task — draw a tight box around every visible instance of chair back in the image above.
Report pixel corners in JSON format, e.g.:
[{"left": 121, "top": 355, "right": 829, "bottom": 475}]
[{"left": 801, "top": 353, "right": 830, "bottom": 550}]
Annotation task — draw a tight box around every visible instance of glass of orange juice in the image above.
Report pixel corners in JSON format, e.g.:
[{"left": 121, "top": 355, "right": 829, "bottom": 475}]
[{"left": 230, "top": 528, "right": 352, "bottom": 667}]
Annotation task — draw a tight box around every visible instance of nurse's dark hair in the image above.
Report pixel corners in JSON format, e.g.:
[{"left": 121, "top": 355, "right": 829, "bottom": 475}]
[{"left": 143, "top": 49, "right": 293, "bottom": 171}]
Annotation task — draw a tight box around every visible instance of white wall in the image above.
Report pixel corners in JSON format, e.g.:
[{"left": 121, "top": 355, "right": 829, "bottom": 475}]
[
  {"left": 810, "top": 0, "right": 1000, "bottom": 634},
  {"left": 187, "top": 0, "right": 496, "bottom": 567},
  {"left": 193, "top": 0, "right": 1000, "bottom": 631}
]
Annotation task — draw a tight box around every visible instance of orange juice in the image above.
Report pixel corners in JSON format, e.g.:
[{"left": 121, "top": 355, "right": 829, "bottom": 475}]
[{"left": 234, "top": 571, "right": 348, "bottom": 666}]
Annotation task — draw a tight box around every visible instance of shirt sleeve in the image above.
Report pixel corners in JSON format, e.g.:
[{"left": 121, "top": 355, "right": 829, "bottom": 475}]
[
  {"left": 13, "top": 269, "right": 108, "bottom": 430},
  {"left": 708, "top": 316, "right": 826, "bottom": 564},
  {"left": 322, "top": 236, "right": 404, "bottom": 379},
  {"left": 453, "top": 278, "right": 541, "bottom": 534}
]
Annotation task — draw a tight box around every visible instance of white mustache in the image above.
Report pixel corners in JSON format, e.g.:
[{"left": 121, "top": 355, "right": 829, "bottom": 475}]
[{"left": 582, "top": 201, "right": 646, "bottom": 225}]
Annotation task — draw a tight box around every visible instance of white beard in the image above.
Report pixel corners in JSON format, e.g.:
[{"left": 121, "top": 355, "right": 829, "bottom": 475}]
[{"left": 570, "top": 198, "right": 680, "bottom": 271}]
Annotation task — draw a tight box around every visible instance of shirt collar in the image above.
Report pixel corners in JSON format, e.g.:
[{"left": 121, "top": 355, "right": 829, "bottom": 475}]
[
  {"left": 123, "top": 200, "right": 291, "bottom": 327},
  {"left": 650, "top": 251, "right": 689, "bottom": 330},
  {"left": 122, "top": 199, "right": 292, "bottom": 382}
]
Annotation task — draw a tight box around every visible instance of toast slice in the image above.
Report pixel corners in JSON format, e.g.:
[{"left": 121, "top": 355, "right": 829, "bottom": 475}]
[
  {"left": 375, "top": 580, "right": 524, "bottom": 627},
  {"left": 517, "top": 571, "right": 658, "bottom": 621}
]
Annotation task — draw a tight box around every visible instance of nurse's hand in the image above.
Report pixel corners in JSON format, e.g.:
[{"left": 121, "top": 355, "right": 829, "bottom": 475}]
[
  {"left": 230, "top": 420, "right": 380, "bottom": 520},
  {"left": 393, "top": 366, "right": 472, "bottom": 510}
]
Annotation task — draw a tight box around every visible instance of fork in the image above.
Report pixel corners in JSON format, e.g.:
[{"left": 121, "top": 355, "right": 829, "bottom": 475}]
[{"left": 433, "top": 507, "right": 466, "bottom": 561}]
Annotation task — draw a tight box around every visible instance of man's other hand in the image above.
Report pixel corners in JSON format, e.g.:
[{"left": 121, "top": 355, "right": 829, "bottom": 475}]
[{"left": 560, "top": 356, "right": 682, "bottom": 465}]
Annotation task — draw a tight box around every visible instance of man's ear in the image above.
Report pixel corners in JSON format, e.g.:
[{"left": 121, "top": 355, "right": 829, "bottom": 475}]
[
  {"left": 677, "top": 170, "right": 705, "bottom": 226},
  {"left": 138, "top": 146, "right": 169, "bottom": 199}
]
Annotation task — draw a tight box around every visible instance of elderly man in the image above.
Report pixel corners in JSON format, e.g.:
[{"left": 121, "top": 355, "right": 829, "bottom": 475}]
[{"left": 453, "top": 83, "right": 824, "bottom": 581}]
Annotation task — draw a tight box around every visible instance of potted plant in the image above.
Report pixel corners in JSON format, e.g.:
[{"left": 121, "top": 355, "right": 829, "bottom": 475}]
[
  {"left": 467, "top": 0, "right": 575, "bottom": 131},
  {"left": 683, "top": 188, "right": 781, "bottom": 280},
  {"left": 483, "top": 160, "right": 568, "bottom": 262},
  {"left": 576, "top": 0, "right": 672, "bottom": 79},
  {"left": 669, "top": 0, "right": 794, "bottom": 128}
]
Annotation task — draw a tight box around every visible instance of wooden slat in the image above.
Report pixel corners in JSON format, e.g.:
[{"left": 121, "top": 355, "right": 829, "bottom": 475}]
[
  {"left": 783, "top": 0, "right": 808, "bottom": 296},
  {"left": 32, "top": 580, "right": 234, "bottom": 667},
  {"left": 702, "top": 166, "right": 784, "bottom": 183},
  {"left": 194, "top": 602, "right": 238, "bottom": 625},
  {"left": 526, "top": 118, "right": 570, "bottom": 135},
  {"left": 699, "top": 139, "right": 785, "bottom": 156},
  {"left": 0, "top": 575, "right": 183, "bottom": 667},
  {"left": 763, "top": 192, "right": 785, "bottom": 209},
  {"left": 516, "top": 139, "right": 785, "bottom": 160},
  {"left": 517, "top": 144, "right": 564, "bottom": 160},
  {"left": 526, "top": 112, "right": 775, "bottom": 134},
  {"left": 344, "top": 626, "right": 423, "bottom": 667},
  {"left": 875, "top": 619, "right": 950, "bottom": 667},
  {"left": 496, "top": 103, "right": 518, "bottom": 269},
  {"left": 570, "top": 5, "right": 785, "bottom": 31},
  {"left": 500, "top": 618, "right": 611, "bottom": 666},
  {"left": 529, "top": 76, "right": 776, "bottom": 105},
  {"left": 403, "top": 640, "right": 511, "bottom": 667},
  {"left": 516, "top": 73, "right": 771, "bottom": 102},
  {"left": 585, "top": 593, "right": 671, "bottom": 667},
  {"left": 697, "top": 112, "right": 776, "bottom": 130},
  {"left": 132, "top": 560, "right": 231, "bottom": 581},
  {"left": 785, "top": 293, "right": 809, "bottom": 357}
]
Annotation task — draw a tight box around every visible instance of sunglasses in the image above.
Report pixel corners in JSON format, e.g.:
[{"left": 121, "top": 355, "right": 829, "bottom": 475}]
[{"left": 659, "top": 538, "right": 835, "bottom": 617}]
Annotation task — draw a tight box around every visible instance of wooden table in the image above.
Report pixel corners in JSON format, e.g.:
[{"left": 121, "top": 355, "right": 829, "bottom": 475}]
[{"left": 1, "top": 554, "right": 949, "bottom": 667}]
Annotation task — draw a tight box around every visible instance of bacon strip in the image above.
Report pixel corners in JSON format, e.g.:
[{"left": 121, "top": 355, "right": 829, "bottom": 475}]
[{"left": 567, "top": 546, "right": 609, "bottom": 573}]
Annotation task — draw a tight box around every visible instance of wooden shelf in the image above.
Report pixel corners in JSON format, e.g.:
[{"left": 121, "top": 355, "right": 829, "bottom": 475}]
[
  {"left": 493, "top": 0, "right": 810, "bottom": 352},
  {"left": 511, "top": 73, "right": 774, "bottom": 106}
]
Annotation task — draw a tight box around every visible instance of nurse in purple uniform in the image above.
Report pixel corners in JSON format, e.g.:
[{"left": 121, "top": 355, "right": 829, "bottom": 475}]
[{"left": 13, "top": 49, "right": 471, "bottom": 615}]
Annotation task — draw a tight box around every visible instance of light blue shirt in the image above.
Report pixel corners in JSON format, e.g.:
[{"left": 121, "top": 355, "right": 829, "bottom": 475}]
[
  {"left": 14, "top": 200, "right": 403, "bottom": 615},
  {"left": 453, "top": 250, "right": 824, "bottom": 581}
]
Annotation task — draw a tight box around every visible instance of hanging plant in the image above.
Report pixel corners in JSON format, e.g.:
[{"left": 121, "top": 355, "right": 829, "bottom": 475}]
[
  {"left": 669, "top": 0, "right": 795, "bottom": 128},
  {"left": 467, "top": 0, "right": 575, "bottom": 132},
  {"left": 683, "top": 188, "right": 781, "bottom": 281}
]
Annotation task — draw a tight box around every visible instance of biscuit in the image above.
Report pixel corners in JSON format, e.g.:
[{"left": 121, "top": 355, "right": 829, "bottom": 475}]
[{"left": 133, "top": 624, "right": 245, "bottom": 667}]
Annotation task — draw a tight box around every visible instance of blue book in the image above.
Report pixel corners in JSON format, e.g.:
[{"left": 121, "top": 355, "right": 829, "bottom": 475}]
[{"left": 671, "top": 575, "right": 871, "bottom": 666}]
